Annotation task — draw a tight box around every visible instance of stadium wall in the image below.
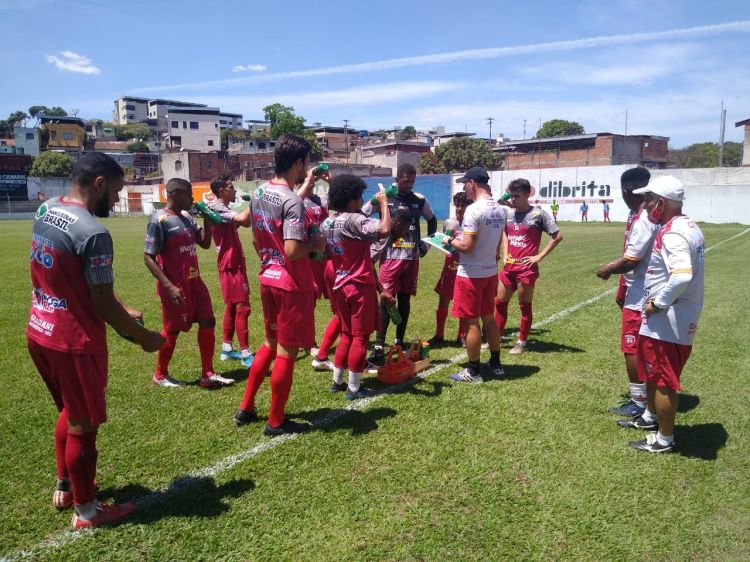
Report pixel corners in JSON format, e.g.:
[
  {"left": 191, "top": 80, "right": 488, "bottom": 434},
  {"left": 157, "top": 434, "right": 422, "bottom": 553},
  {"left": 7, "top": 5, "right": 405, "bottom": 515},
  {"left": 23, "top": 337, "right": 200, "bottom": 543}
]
[{"left": 450, "top": 166, "right": 750, "bottom": 224}]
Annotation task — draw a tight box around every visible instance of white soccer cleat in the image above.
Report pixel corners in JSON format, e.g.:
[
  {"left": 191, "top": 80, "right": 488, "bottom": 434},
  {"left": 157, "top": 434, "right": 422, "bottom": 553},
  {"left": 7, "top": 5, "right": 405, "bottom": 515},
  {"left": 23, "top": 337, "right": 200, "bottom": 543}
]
[{"left": 152, "top": 374, "right": 185, "bottom": 387}]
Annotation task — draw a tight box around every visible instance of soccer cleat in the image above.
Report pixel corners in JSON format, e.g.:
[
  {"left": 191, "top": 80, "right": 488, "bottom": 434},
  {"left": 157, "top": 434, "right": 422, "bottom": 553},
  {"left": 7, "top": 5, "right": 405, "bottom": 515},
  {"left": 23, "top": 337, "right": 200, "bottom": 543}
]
[
  {"left": 617, "top": 414, "right": 658, "bottom": 430},
  {"left": 209, "top": 373, "right": 235, "bottom": 385},
  {"left": 329, "top": 382, "right": 347, "bottom": 393},
  {"left": 310, "top": 347, "right": 321, "bottom": 358},
  {"left": 71, "top": 502, "right": 136, "bottom": 529},
  {"left": 220, "top": 349, "right": 243, "bottom": 361},
  {"left": 629, "top": 432, "right": 675, "bottom": 454},
  {"left": 609, "top": 400, "right": 645, "bottom": 417},
  {"left": 508, "top": 342, "right": 526, "bottom": 355},
  {"left": 233, "top": 408, "right": 258, "bottom": 426},
  {"left": 311, "top": 358, "right": 334, "bottom": 371},
  {"left": 152, "top": 374, "right": 185, "bottom": 388},
  {"left": 241, "top": 354, "right": 254, "bottom": 368},
  {"left": 198, "top": 374, "right": 225, "bottom": 389},
  {"left": 346, "top": 388, "right": 374, "bottom": 401},
  {"left": 450, "top": 368, "right": 484, "bottom": 383},
  {"left": 366, "top": 346, "right": 385, "bottom": 368},
  {"left": 484, "top": 361, "right": 505, "bottom": 377},
  {"left": 263, "top": 419, "right": 312, "bottom": 437},
  {"left": 53, "top": 480, "right": 72, "bottom": 509},
  {"left": 427, "top": 335, "right": 445, "bottom": 347}
]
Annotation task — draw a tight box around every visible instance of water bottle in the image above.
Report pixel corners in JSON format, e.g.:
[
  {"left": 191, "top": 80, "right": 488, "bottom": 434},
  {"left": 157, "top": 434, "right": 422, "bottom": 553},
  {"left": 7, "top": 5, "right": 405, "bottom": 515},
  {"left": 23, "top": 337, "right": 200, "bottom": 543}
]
[
  {"left": 239, "top": 191, "right": 252, "bottom": 201},
  {"left": 115, "top": 317, "right": 145, "bottom": 343},
  {"left": 386, "top": 303, "right": 402, "bottom": 325},
  {"left": 498, "top": 192, "right": 511, "bottom": 203},
  {"left": 308, "top": 224, "right": 325, "bottom": 261},
  {"left": 313, "top": 163, "right": 329, "bottom": 176},
  {"left": 194, "top": 201, "right": 223, "bottom": 225},
  {"left": 370, "top": 183, "right": 398, "bottom": 205}
]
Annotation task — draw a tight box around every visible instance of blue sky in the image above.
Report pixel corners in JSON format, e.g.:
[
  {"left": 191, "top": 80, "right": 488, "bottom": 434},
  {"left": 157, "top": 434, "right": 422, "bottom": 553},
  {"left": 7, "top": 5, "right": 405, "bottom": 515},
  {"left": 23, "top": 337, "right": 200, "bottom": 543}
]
[{"left": 1, "top": 0, "right": 748, "bottom": 147}]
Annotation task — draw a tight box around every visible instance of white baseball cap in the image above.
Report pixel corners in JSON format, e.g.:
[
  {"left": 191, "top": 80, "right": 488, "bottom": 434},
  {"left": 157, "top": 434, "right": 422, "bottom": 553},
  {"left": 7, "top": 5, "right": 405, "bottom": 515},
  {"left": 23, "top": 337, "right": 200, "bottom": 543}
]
[{"left": 633, "top": 175, "right": 685, "bottom": 201}]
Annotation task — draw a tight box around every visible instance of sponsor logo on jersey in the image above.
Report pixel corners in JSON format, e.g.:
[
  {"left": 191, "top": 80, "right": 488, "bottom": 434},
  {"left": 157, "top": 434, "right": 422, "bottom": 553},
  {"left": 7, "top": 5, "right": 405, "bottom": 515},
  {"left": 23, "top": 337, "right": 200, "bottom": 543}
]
[
  {"left": 29, "top": 314, "right": 55, "bottom": 336},
  {"left": 30, "top": 235, "right": 55, "bottom": 268},
  {"left": 35, "top": 203, "right": 48, "bottom": 220},
  {"left": 188, "top": 266, "right": 200, "bottom": 279},
  {"left": 179, "top": 244, "right": 196, "bottom": 255},
  {"left": 32, "top": 288, "right": 68, "bottom": 312},
  {"left": 90, "top": 254, "right": 113, "bottom": 268},
  {"left": 253, "top": 209, "right": 276, "bottom": 233},
  {"left": 42, "top": 208, "right": 78, "bottom": 232},
  {"left": 507, "top": 234, "right": 528, "bottom": 248},
  {"left": 263, "top": 191, "right": 284, "bottom": 206},
  {"left": 260, "top": 248, "right": 285, "bottom": 267}
]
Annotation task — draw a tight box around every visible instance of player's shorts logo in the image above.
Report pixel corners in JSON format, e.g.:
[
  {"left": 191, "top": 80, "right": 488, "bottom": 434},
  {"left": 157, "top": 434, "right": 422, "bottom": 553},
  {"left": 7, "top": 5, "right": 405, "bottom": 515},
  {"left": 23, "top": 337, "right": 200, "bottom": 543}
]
[{"left": 625, "top": 335, "right": 636, "bottom": 346}]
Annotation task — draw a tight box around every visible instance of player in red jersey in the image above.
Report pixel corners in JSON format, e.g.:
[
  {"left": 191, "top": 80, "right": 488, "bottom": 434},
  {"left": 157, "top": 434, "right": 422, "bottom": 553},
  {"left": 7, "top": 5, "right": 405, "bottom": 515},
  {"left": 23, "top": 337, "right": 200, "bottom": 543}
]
[
  {"left": 428, "top": 191, "right": 472, "bottom": 346},
  {"left": 321, "top": 174, "right": 391, "bottom": 399},
  {"left": 234, "top": 134, "right": 326, "bottom": 436},
  {"left": 495, "top": 178, "right": 563, "bottom": 355},
  {"left": 28, "top": 152, "right": 164, "bottom": 528},
  {"left": 207, "top": 175, "right": 254, "bottom": 368},
  {"left": 144, "top": 178, "right": 234, "bottom": 389}
]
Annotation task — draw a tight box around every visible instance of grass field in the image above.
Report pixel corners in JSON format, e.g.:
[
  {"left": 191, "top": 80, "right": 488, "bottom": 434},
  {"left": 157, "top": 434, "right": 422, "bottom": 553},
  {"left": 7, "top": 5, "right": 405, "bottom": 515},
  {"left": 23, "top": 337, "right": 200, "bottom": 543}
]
[{"left": 0, "top": 218, "right": 748, "bottom": 561}]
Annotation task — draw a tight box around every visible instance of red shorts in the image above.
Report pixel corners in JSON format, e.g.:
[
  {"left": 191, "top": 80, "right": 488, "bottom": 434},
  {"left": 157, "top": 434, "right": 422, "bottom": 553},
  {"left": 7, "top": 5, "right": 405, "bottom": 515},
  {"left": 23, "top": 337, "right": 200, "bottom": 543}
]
[
  {"left": 637, "top": 335, "right": 692, "bottom": 391},
  {"left": 434, "top": 267, "right": 458, "bottom": 300},
  {"left": 219, "top": 268, "right": 250, "bottom": 304},
  {"left": 379, "top": 258, "right": 419, "bottom": 296},
  {"left": 260, "top": 285, "right": 315, "bottom": 348},
  {"left": 332, "top": 282, "right": 379, "bottom": 336},
  {"left": 621, "top": 307, "right": 642, "bottom": 354},
  {"left": 28, "top": 339, "right": 108, "bottom": 427},
  {"left": 452, "top": 275, "right": 498, "bottom": 319},
  {"left": 160, "top": 278, "right": 214, "bottom": 333},
  {"left": 499, "top": 266, "right": 539, "bottom": 288},
  {"left": 310, "top": 259, "right": 328, "bottom": 300}
]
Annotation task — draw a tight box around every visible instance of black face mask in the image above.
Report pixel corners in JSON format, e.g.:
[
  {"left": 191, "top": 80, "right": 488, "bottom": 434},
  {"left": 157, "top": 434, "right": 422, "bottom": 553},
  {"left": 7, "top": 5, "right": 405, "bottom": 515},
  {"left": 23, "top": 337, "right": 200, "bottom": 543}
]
[{"left": 94, "top": 184, "right": 111, "bottom": 218}]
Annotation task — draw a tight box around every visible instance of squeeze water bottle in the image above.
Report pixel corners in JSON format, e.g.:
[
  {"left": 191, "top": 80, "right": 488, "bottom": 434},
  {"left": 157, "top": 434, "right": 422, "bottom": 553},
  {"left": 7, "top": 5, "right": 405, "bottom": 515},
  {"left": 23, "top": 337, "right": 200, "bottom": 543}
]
[
  {"left": 386, "top": 302, "right": 402, "bottom": 325},
  {"left": 193, "top": 202, "right": 222, "bottom": 225},
  {"left": 371, "top": 183, "right": 398, "bottom": 205},
  {"left": 314, "top": 163, "right": 329, "bottom": 176},
  {"left": 498, "top": 192, "right": 511, "bottom": 203}
]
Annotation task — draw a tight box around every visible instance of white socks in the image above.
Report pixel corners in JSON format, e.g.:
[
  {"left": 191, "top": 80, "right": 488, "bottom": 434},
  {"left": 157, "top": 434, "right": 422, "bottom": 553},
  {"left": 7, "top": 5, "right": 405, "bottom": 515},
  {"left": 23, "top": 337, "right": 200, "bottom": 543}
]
[
  {"left": 656, "top": 431, "right": 674, "bottom": 446},
  {"left": 221, "top": 342, "right": 233, "bottom": 352},
  {"left": 348, "top": 371, "right": 361, "bottom": 393},
  {"left": 332, "top": 366, "right": 344, "bottom": 385},
  {"left": 630, "top": 383, "right": 647, "bottom": 407},
  {"left": 641, "top": 408, "right": 657, "bottom": 424},
  {"left": 241, "top": 348, "right": 251, "bottom": 358}
]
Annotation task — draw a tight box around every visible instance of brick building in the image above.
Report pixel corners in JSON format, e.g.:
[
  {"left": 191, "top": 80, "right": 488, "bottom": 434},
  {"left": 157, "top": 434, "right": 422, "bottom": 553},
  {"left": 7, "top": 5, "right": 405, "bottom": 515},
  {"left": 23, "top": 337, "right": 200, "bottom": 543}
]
[
  {"left": 161, "top": 151, "right": 275, "bottom": 183},
  {"left": 495, "top": 133, "right": 669, "bottom": 170}
]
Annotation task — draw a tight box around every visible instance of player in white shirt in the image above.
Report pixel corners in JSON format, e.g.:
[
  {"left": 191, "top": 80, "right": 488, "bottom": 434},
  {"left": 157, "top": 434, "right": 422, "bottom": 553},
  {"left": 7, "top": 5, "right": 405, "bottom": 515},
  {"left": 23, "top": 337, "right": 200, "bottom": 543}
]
[
  {"left": 444, "top": 167, "right": 505, "bottom": 383},
  {"left": 617, "top": 176, "right": 705, "bottom": 454}
]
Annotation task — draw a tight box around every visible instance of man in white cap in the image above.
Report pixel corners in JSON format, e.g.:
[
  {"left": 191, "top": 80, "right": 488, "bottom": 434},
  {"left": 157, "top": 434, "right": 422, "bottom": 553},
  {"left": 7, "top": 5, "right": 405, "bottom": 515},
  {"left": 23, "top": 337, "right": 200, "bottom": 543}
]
[{"left": 617, "top": 176, "right": 705, "bottom": 454}]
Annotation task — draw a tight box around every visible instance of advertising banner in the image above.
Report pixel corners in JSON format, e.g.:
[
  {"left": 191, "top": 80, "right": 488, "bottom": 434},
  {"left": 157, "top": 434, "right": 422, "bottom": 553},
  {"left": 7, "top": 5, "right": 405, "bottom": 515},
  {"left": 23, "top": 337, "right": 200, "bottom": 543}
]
[{"left": 0, "top": 170, "right": 29, "bottom": 200}]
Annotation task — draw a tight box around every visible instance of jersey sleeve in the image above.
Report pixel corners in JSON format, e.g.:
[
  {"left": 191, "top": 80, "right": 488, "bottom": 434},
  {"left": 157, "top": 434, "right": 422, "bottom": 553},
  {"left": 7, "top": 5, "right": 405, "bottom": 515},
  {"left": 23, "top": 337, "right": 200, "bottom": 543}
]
[
  {"left": 344, "top": 215, "right": 381, "bottom": 242},
  {"left": 420, "top": 195, "right": 435, "bottom": 220},
  {"left": 624, "top": 214, "right": 656, "bottom": 261},
  {"left": 282, "top": 196, "right": 307, "bottom": 242},
  {"left": 461, "top": 204, "right": 480, "bottom": 235},
  {"left": 540, "top": 209, "right": 559, "bottom": 235},
  {"left": 144, "top": 216, "right": 164, "bottom": 255},
  {"left": 661, "top": 231, "right": 693, "bottom": 274},
  {"left": 79, "top": 231, "right": 115, "bottom": 285}
]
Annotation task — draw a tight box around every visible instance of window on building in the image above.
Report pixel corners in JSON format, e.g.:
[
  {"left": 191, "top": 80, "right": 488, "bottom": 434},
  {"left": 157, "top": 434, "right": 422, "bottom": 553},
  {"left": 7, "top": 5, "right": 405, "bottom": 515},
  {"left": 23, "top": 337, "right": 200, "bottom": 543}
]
[
  {"left": 190, "top": 122, "right": 199, "bottom": 130},
  {"left": 183, "top": 121, "right": 187, "bottom": 129},
  {"left": 50, "top": 131, "right": 57, "bottom": 140},
  {"left": 26, "top": 133, "right": 35, "bottom": 140},
  {"left": 175, "top": 160, "right": 182, "bottom": 172},
  {"left": 125, "top": 104, "right": 136, "bottom": 111},
  {"left": 220, "top": 120, "right": 227, "bottom": 125},
  {"left": 63, "top": 132, "right": 73, "bottom": 141},
  {"left": 171, "top": 121, "right": 178, "bottom": 128},
  {"left": 258, "top": 142, "right": 266, "bottom": 149},
  {"left": 207, "top": 140, "right": 214, "bottom": 146}
]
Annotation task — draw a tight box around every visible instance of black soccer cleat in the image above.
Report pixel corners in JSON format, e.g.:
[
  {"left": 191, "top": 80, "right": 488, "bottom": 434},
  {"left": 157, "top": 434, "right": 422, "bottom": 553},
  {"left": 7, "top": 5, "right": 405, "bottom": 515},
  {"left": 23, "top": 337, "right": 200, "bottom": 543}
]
[
  {"left": 233, "top": 408, "right": 258, "bottom": 427},
  {"left": 263, "top": 419, "right": 312, "bottom": 437}
]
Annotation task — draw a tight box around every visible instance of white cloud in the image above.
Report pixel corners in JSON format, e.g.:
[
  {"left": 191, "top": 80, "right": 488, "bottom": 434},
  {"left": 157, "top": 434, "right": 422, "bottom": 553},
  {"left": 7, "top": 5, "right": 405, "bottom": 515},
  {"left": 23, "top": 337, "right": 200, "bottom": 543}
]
[
  {"left": 232, "top": 64, "right": 267, "bottom": 73},
  {"left": 45, "top": 51, "right": 100, "bottom": 75}
]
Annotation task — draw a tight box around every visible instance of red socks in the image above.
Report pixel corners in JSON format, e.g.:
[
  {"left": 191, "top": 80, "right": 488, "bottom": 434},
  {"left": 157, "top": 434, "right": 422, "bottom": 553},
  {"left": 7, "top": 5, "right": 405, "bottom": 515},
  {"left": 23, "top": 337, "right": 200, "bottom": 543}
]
[
  {"left": 222, "top": 303, "right": 237, "bottom": 344},
  {"left": 317, "top": 315, "right": 341, "bottom": 360},
  {"left": 494, "top": 300, "right": 509, "bottom": 337},
  {"left": 197, "top": 327, "right": 215, "bottom": 376},
  {"left": 349, "top": 335, "right": 368, "bottom": 373},
  {"left": 268, "top": 356, "right": 295, "bottom": 428},
  {"left": 240, "top": 344, "right": 276, "bottom": 412},
  {"left": 333, "top": 332, "right": 351, "bottom": 369},
  {"left": 519, "top": 303, "right": 533, "bottom": 342},
  {"left": 235, "top": 303, "right": 251, "bottom": 350},
  {"left": 66, "top": 430, "right": 97, "bottom": 506},
  {"left": 155, "top": 331, "right": 178, "bottom": 378},
  {"left": 435, "top": 305, "right": 449, "bottom": 339},
  {"left": 54, "top": 410, "right": 69, "bottom": 480}
]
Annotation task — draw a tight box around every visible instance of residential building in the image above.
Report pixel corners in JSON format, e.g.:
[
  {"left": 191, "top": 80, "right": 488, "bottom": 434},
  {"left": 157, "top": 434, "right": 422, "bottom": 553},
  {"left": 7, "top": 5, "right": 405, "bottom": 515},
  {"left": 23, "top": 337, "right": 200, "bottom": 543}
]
[
  {"left": 735, "top": 118, "right": 750, "bottom": 166},
  {"left": 245, "top": 120, "right": 270, "bottom": 136},
  {"left": 165, "top": 107, "right": 220, "bottom": 152},
  {"left": 113, "top": 96, "right": 150, "bottom": 125},
  {"left": 13, "top": 127, "right": 40, "bottom": 157},
  {"left": 162, "top": 151, "right": 274, "bottom": 183},
  {"left": 494, "top": 133, "right": 669, "bottom": 170},
  {"left": 219, "top": 112, "right": 243, "bottom": 129},
  {"left": 39, "top": 115, "right": 87, "bottom": 152},
  {"left": 432, "top": 131, "right": 476, "bottom": 149},
  {"left": 352, "top": 141, "right": 432, "bottom": 175},
  {"left": 148, "top": 98, "right": 207, "bottom": 122},
  {"left": 312, "top": 125, "right": 361, "bottom": 163}
]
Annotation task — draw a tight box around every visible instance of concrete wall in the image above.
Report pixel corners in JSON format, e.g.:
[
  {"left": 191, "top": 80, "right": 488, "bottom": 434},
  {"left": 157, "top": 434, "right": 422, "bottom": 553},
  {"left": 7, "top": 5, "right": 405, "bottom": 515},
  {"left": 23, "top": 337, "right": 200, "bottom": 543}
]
[
  {"left": 27, "top": 177, "right": 72, "bottom": 200},
  {"left": 451, "top": 165, "right": 750, "bottom": 224}
]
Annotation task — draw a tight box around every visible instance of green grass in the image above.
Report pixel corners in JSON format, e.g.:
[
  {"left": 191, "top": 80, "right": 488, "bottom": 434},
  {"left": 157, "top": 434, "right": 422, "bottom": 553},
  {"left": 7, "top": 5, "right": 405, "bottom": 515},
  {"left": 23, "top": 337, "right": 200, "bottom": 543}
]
[{"left": 0, "top": 219, "right": 748, "bottom": 561}]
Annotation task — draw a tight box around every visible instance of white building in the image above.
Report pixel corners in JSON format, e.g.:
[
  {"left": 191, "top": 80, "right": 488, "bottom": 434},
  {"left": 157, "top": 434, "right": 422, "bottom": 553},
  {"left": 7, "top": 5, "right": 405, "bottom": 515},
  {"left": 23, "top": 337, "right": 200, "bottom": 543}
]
[
  {"left": 13, "top": 126, "right": 40, "bottom": 157},
  {"left": 148, "top": 98, "right": 207, "bottom": 122},
  {"left": 165, "top": 106, "right": 220, "bottom": 151},
  {"left": 219, "top": 112, "right": 243, "bottom": 129},
  {"left": 112, "top": 96, "right": 150, "bottom": 125}
]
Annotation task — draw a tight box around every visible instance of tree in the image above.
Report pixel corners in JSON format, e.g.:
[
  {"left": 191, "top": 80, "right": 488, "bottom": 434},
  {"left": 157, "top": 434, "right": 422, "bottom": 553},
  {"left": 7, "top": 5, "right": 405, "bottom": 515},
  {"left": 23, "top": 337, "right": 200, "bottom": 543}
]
[
  {"left": 418, "top": 152, "right": 447, "bottom": 174},
  {"left": 431, "top": 137, "right": 502, "bottom": 172},
  {"left": 535, "top": 119, "right": 585, "bottom": 138},
  {"left": 116, "top": 123, "right": 151, "bottom": 141},
  {"left": 668, "top": 141, "right": 742, "bottom": 168},
  {"left": 46, "top": 107, "right": 68, "bottom": 117},
  {"left": 30, "top": 151, "right": 74, "bottom": 177},
  {"left": 127, "top": 141, "right": 150, "bottom": 153},
  {"left": 261, "top": 103, "right": 320, "bottom": 153},
  {"left": 28, "top": 105, "right": 49, "bottom": 120},
  {"left": 401, "top": 125, "right": 417, "bottom": 140},
  {"left": 7, "top": 110, "right": 28, "bottom": 128}
]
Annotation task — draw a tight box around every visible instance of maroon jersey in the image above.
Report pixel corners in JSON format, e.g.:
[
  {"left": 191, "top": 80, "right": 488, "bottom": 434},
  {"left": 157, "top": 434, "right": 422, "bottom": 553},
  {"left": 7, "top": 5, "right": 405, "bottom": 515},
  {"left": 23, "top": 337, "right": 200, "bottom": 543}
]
[
  {"left": 208, "top": 200, "right": 246, "bottom": 271},
  {"left": 28, "top": 197, "right": 114, "bottom": 353},
  {"left": 321, "top": 211, "right": 381, "bottom": 290},
  {"left": 250, "top": 180, "right": 313, "bottom": 292},
  {"left": 503, "top": 206, "right": 559, "bottom": 270},
  {"left": 144, "top": 209, "right": 202, "bottom": 290}
]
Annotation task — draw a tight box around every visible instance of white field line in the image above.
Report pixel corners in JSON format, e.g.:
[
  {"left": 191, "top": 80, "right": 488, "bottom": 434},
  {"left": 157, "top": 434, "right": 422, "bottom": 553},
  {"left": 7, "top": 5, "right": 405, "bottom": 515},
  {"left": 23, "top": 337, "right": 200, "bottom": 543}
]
[{"left": 3, "top": 227, "right": 747, "bottom": 561}]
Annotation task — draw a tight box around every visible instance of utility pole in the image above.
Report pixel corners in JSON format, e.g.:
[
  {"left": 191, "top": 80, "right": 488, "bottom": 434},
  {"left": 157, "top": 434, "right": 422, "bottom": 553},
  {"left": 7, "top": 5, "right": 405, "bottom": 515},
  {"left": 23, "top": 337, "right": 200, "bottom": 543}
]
[
  {"left": 343, "top": 119, "right": 349, "bottom": 167},
  {"left": 487, "top": 117, "right": 495, "bottom": 145},
  {"left": 718, "top": 101, "right": 726, "bottom": 167},
  {"left": 523, "top": 119, "right": 527, "bottom": 140}
]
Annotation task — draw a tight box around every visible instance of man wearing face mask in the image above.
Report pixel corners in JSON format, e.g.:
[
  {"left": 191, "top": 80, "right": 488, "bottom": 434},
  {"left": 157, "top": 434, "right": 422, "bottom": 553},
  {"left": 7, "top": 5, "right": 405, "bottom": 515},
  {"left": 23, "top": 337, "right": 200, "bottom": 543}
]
[
  {"left": 28, "top": 152, "right": 165, "bottom": 528},
  {"left": 618, "top": 176, "right": 705, "bottom": 454}
]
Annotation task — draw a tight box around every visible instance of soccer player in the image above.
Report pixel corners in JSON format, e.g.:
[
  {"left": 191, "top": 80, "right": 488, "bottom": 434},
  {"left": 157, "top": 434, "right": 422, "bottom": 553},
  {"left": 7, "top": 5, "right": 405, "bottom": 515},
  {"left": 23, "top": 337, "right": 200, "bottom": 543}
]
[
  {"left": 207, "top": 175, "right": 254, "bottom": 368},
  {"left": 428, "top": 191, "right": 472, "bottom": 346},
  {"left": 596, "top": 167, "right": 655, "bottom": 416},
  {"left": 28, "top": 152, "right": 164, "bottom": 528},
  {"left": 618, "top": 176, "right": 705, "bottom": 454},
  {"left": 579, "top": 201, "right": 589, "bottom": 222},
  {"left": 144, "top": 178, "right": 234, "bottom": 388},
  {"left": 234, "top": 134, "right": 326, "bottom": 436},
  {"left": 321, "top": 174, "right": 391, "bottom": 399},
  {"left": 495, "top": 178, "right": 563, "bottom": 354},
  {"left": 550, "top": 199, "right": 559, "bottom": 221},
  {"left": 602, "top": 200, "right": 611, "bottom": 223},
  {"left": 363, "top": 163, "right": 438, "bottom": 366},
  {"left": 446, "top": 167, "right": 505, "bottom": 383}
]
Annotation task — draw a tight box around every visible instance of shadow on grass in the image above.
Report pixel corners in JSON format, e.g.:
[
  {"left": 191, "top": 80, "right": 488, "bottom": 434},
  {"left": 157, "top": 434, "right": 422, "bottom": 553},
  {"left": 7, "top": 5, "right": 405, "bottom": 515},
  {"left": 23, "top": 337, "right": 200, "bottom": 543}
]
[
  {"left": 290, "top": 406, "right": 398, "bottom": 436},
  {"left": 677, "top": 393, "right": 700, "bottom": 413},
  {"left": 483, "top": 364, "right": 541, "bottom": 382},
  {"left": 675, "top": 423, "right": 728, "bottom": 460},
  {"left": 525, "top": 340, "right": 585, "bottom": 354},
  {"left": 220, "top": 367, "right": 251, "bottom": 384},
  {"left": 97, "top": 476, "right": 255, "bottom": 523}
]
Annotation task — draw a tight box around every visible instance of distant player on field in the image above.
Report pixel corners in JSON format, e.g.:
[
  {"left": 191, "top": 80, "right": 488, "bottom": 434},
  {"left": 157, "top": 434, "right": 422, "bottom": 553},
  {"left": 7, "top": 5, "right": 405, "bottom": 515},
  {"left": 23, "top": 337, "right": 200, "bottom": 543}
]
[
  {"left": 579, "top": 201, "right": 589, "bottom": 222},
  {"left": 144, "top": 178, "right": 234, "bottom": 388},
  {"left": 602, "top": 200, "right": 611, "bottom": 223},
  {"left": 618, "top": 176, "right": 705, "bottom": 454},
  {"left": 207, "top": 175, "right": 254, "bottom": 368},
  {"left": 28, "top": 152, "right": 164, "bottom": 528},
  {"left": 495, "top": 178, "right": 563, "bottom": 355},
  {"left": 597, "top": 167, "right": 655, "bottom": 417},
  {"left": 550, "top": 199, "right": 559, "bottom": 221}
]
